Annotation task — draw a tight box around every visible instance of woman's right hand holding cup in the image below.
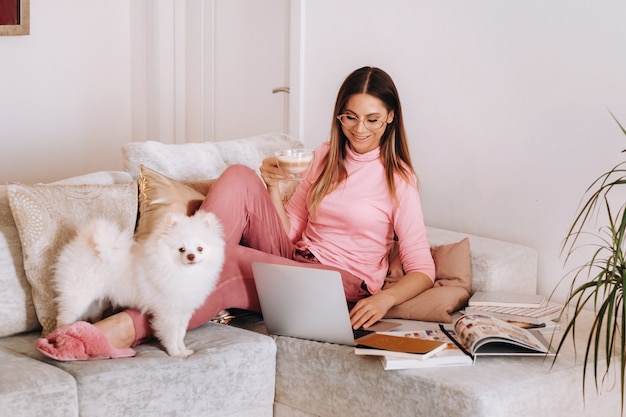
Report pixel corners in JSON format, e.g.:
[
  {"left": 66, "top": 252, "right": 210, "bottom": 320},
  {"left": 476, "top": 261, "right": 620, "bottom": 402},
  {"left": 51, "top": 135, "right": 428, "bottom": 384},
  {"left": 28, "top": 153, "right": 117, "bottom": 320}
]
[{"left": 260, "top": 156, "right": 286, "bottom": 189}]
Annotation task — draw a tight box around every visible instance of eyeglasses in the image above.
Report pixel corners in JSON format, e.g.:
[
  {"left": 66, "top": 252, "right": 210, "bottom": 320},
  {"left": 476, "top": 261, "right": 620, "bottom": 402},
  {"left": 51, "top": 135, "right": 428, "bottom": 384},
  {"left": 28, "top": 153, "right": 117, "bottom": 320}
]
[{"left": 336, "top": 114, "right": 386, "bottom": 130}]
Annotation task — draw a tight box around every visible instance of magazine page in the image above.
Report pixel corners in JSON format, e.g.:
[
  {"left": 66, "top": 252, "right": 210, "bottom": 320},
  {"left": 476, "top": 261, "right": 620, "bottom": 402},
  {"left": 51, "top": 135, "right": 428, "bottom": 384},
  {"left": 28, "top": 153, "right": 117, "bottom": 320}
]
[{"left": 454, "top": 314, "right": 550, "bottom": 354}]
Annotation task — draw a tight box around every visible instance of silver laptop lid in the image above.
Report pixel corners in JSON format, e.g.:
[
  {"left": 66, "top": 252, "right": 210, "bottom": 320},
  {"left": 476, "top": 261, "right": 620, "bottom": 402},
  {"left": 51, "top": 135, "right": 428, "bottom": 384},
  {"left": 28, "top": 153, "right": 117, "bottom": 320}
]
[{"left": 251, "top": 262, "right": 357, "bottom": 346}]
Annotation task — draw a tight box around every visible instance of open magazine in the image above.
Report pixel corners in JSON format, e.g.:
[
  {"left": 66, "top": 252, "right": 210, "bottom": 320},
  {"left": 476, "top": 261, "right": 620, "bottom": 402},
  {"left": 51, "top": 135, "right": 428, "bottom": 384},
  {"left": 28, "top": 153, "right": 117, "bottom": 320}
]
[{"left": 442, "top": 314, "right": 556, "bottom": 358}]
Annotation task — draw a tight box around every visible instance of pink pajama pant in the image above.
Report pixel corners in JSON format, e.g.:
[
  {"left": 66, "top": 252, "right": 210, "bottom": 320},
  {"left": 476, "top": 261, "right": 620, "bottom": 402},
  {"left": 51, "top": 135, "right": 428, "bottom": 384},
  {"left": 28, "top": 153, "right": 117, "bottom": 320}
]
[{"left": 128, "top": 164, "right": 367, "bottom": 345}]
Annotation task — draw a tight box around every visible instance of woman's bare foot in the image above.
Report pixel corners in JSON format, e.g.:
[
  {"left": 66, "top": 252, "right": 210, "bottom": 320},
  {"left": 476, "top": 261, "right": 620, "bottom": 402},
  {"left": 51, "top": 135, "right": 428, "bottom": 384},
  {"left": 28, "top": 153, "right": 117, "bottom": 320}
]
[{"left": 93, "top": 311, "right": 136, "bottom": 348}]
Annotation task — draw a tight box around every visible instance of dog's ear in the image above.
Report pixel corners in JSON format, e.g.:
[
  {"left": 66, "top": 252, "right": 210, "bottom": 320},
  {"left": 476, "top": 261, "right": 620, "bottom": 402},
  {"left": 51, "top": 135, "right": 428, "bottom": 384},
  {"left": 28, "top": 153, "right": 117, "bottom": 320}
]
[
  {"left": 194, "top": 211, "right": 223, "bottom": 235},
  {"left": 186, "top": 199, "right": 203, "bottom": 216},
  {"left": 161, "top": 211, "right": 181, "bottom": 229}
]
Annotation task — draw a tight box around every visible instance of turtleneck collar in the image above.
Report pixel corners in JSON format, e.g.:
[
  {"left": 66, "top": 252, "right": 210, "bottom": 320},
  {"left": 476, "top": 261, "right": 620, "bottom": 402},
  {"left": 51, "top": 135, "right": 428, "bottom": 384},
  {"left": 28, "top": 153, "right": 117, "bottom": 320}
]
[{"left": 345, "top": 144, "right": 380, "bottom": 163}]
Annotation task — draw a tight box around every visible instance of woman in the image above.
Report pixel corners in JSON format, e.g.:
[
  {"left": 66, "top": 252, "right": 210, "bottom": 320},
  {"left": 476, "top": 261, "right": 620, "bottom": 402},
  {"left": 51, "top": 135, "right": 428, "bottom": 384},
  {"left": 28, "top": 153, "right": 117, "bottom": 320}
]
[{"left": 37, "top": 66, "right": 435, "bottom": 360}]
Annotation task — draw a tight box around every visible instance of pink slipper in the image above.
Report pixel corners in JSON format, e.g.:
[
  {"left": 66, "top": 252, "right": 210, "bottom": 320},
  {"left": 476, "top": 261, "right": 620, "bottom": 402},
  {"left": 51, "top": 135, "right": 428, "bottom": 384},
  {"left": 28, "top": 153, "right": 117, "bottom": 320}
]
[{"left": 35, "top": 321, "right": 136, "bottom": 361}]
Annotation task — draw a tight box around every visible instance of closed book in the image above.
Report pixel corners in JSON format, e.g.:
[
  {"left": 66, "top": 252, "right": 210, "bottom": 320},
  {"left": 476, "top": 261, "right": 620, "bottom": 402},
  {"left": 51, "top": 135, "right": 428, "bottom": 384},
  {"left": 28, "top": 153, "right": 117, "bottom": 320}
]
[
  {"left": 468, "top": 291, "right": 546, "bottom": 308},
  {"left": 354, "top": 333, "right": 447, "bottom": 360},
  {"left": 381, "top": 349, "right": 474, "bottom": 370}
]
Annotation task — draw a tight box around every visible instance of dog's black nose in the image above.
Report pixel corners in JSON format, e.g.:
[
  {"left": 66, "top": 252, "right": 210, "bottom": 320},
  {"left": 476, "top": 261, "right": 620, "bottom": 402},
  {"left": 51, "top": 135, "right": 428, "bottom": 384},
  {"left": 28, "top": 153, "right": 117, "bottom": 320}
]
[{"left": 187, "top": 253, "right": 195, "bottom": 261}]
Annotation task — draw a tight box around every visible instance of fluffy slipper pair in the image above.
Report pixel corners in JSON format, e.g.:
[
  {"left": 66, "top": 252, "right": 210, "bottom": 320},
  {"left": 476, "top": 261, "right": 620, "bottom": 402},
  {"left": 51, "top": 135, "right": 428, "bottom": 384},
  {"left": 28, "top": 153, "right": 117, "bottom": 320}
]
[{"left": 36, "top": 321, "right": 136, "bottom": 361}]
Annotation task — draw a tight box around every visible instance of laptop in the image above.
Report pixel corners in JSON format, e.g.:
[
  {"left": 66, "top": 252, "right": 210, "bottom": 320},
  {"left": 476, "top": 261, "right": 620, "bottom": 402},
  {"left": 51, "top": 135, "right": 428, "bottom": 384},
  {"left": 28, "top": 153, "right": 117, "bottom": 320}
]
[{"left": 251, "top": 262, "right": 399, "bottom": 346}]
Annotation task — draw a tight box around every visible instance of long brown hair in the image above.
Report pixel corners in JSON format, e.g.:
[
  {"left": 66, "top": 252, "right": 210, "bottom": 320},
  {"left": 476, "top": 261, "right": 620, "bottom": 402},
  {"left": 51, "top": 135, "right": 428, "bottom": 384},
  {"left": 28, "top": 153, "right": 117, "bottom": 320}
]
[{"left": 309, "top": 66, "right": 417, "bottom": 212}]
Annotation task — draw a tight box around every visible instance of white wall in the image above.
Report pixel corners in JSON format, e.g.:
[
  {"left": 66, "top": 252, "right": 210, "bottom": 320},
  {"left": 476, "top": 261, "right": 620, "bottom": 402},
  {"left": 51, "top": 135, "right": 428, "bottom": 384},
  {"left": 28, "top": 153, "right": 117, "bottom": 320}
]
[
  {"left": 0, "top": 0, "right": 132, "bottom": 184},
  {"left": 298, "top": 0, "right": 626, "bottom": 302}
]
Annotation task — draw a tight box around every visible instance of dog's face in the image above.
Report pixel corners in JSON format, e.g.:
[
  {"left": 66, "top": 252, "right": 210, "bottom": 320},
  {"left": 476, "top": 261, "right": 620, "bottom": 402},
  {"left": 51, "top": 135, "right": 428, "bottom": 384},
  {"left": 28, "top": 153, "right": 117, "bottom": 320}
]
[
  {"left": 175, "top": 239, "right": 208, "bottom": 266},
  {"left": 157, "top": 211, "right": 225, "bottom": 268}
]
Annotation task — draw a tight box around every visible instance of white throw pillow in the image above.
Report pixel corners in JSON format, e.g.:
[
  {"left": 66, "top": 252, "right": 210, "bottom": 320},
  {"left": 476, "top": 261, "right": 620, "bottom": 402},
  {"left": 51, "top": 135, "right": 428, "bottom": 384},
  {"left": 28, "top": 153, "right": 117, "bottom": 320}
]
[
  {"left": 214, "top": 132, "right": 304, "bottom": 173},
  {"left": 123, "top": 140, "right": 228, "bottom": 181},
  {"left": 123, "top": 133, "right": 304, "bottom": 182}
]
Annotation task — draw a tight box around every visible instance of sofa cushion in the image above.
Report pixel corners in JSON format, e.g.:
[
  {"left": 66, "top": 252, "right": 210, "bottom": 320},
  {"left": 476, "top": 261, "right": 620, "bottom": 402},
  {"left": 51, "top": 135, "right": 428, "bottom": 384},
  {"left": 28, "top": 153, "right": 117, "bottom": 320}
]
[
  {"left": 384, "top": 238, "right": 472, "bottom": 323},
  {"left": 7, "top": 182, "right": 137, "bottom": 335},
  {"left": 0, "top": 171, "right": 133, "bottom": 338},
  {"left": 123, "top": 140, "right": 228, "bottom": 181},
  {"left": 0, "top": 346, "right": 78, "bottom": 417}
]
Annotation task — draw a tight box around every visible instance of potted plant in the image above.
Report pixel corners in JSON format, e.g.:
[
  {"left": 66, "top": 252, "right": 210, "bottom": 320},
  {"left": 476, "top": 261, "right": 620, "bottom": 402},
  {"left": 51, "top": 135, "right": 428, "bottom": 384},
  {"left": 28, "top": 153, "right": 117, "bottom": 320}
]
[{"left": 555, "top": 112, "right": 626, "bottom": 410}]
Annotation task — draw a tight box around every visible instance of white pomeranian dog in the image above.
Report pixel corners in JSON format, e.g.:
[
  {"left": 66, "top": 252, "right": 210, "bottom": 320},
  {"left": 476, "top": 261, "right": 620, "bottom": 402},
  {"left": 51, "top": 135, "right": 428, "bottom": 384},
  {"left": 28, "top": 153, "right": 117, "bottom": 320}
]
[{"left": 53, "top": 210, "right": 225, "bottom": 358}]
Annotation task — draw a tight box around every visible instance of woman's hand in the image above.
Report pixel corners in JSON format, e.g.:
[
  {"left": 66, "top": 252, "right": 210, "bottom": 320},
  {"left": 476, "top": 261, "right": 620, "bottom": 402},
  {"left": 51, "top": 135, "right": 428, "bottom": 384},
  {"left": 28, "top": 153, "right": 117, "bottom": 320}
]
[
  {"left": 260, "top": 156, "right": 287, "bottom": 189},
  {"left": 259, "top": 156, "right": 291, "bottom": 233},
  {"left": 349, "top": 292, "right": 395, "bottom": 329},
  {"left": 350, "top": 272, "right": 434, "bottom": 329}
]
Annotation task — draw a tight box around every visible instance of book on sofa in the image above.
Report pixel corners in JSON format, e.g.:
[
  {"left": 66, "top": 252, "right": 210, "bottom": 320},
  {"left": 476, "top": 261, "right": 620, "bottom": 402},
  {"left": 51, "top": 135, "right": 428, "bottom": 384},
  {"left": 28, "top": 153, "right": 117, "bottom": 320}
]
[
  {"left": 468, "top": 291, "right": 546, "bottom": 308},
  {"left": 353, "top": 333, "right": 448, "bottom": 360}
]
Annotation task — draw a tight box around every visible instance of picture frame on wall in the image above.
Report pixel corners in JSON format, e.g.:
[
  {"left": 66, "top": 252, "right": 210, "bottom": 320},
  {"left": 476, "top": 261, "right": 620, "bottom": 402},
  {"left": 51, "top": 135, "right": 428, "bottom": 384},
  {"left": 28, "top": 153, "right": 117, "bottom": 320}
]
[{"left": 0, "top": 0, "right": 30, "bottom": 36}]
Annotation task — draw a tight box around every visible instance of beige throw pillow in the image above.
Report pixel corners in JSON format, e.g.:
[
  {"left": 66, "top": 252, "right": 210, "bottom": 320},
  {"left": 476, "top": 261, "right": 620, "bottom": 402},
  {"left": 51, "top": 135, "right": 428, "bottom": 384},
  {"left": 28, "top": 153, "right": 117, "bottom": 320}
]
[
  {"left": 430, "top": 237, "right": 472, "bottom": 292},
  {"left": 384, "top": 238, "right": 472, "bottom": 323},
  {"left": 7, "top": 183, "right": 138, "bottom": 335}
]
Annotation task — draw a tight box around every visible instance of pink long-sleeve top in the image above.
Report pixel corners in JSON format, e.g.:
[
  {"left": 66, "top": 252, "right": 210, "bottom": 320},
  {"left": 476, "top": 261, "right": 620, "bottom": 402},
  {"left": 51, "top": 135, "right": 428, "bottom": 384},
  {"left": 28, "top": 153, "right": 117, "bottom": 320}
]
[{"left": 285, "top": 142, "right": 435, "bottom": 293}]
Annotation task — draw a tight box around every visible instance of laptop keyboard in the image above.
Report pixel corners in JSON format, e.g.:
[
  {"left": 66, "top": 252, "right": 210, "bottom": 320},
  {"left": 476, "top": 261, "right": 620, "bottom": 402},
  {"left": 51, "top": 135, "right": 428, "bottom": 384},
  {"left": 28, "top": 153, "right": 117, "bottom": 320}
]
[{"left": 353, "top": 328, "right": 374, "bottom": 340}]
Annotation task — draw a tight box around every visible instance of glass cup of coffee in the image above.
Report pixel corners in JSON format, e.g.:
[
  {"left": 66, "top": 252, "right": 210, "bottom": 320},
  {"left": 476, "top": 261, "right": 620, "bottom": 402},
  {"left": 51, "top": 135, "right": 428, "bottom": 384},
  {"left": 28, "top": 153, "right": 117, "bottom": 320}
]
[{"left": 275, "top": 148, "right": 314, "bottom": 180}]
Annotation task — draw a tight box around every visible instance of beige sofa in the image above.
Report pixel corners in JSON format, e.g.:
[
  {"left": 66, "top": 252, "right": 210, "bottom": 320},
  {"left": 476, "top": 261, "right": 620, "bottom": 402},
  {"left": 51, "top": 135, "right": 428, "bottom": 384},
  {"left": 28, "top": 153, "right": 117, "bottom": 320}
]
[{"left": 0, "top": 133, "right": 621, "bottom": 416}]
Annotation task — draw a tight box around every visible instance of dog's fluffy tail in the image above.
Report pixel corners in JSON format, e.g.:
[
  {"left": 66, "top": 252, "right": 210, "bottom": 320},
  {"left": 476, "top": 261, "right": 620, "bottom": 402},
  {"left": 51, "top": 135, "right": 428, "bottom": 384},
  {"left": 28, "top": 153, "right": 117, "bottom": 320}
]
[{"left": 75, "top": 218, "right": 134, "bottom": 260}]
